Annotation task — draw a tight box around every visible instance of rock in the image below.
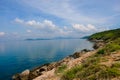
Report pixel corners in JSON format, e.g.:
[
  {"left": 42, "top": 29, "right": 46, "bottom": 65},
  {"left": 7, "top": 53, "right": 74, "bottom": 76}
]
[
  {"left": 12, "top": 69, "right": 30, "bottom": 80},
  {"left": 71, "top": 52, "right": 81, "bottom": 58},
  {"left": 12, "top": 74, "right": 21, "bottom": 80},
  {"left": 47, "top": 62, "right": 59, "bottom": 71},
  {"left": 12, "top": 49, "right": 93, "bottom": 80},
  {"left": 81, "top": 49, "right": 91, "bottom": 52},
  {"left": 93, "top": 42, "right": 105, "bottom": 49},
  {"left": 19, "top": 69, "right": 30, "bottom": 80},
  {"left": 21, "top": 69, "right": 30, "bottom": 76},
  {"left": 69, "top": 49, "right": 91, "bottom": 59},
  {"left": 39, "top": 67, "right": 46, "bottom": 72}
]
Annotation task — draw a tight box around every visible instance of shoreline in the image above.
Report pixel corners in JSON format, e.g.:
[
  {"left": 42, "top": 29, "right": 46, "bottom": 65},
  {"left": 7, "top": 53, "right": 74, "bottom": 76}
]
[
  {"left": 12, "top": 28, "right": 120, "bottom": 80},
  {"left": 12, "top": 50, "right": 96, "bottom": 80},
  {"left": 12, "top": 39, "right": 103, "bottom": 80}
]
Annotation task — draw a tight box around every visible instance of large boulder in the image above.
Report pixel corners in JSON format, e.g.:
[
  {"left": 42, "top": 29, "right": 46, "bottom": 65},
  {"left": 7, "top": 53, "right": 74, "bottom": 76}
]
[
  {"left": 69, "top": 49, "right": 91, "bottom": 59},
  {"left": 12, "top": 69, "right": 30, "bottom": 80},
  {"left": 20, "top": 69, "right": 30, "bottom": 80},
  {"left": 12, "top": 74, "right": 21, "bottom": 80},
  {"left": 93, "top": 42, "right": 105, "bottom": 49}
]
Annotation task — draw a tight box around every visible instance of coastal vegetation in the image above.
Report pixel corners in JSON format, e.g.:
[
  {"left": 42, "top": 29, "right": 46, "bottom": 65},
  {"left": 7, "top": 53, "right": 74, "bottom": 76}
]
[
  {"left": 89, "top": 28, "right": 120, "bottom": 42},
  {"left": 13, "top": 28, "right": 120, "bottom": 80},
  {"left": 55, "top": 64, "right": 67, "bottom": 74},
  {"left": 61, "top": 28, "right": 120, "bottom": 80}
]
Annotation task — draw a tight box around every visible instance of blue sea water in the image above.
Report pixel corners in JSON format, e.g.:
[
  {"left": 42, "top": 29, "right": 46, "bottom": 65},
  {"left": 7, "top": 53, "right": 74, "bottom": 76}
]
[{"left": 0, "top": 39, "right": 93, "bottom": 80}]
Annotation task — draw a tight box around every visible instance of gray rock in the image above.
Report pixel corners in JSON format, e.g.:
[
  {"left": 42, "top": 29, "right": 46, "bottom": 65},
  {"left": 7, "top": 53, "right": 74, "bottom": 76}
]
[
  {"left": 20, "top": 69, "right": 30, "bottom": 80},
  {"left": 93, "top": 42, "right": 105, "bottom": 49},
  {"left": 12, "top": 74, "right": 20, "bottom": 80},
  {"left": 21, "top": 69, "right": 30, "bottom": 76}
]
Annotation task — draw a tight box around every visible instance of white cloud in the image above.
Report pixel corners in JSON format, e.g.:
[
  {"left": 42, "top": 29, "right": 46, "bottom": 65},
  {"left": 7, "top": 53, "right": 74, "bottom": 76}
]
[
  {"left": 20, "top": 0, "right": 118, "bottom": 24},
  {"left": 87, "top": 24, "right": 96, "bottom": 30},
  {"left": 14, "top": 18, "right": 109, "bottom": 38},
  {"left": 14, "top": 18, "right": 60, "bottom": 32},
  {"left": 21, "top": 0, "right": 98, "bottom": 24},
  {"left": 26, "top": 20, "right": 37, "bottom": 26},
  {"left": 72, "top": 24, "right": 97, "bottom": 32},
  {"left": 14, "top": 18, "right": 24, "bottom": 23},
  {"left": 0, "top": 32, "right": 5, "bottom": 36}
]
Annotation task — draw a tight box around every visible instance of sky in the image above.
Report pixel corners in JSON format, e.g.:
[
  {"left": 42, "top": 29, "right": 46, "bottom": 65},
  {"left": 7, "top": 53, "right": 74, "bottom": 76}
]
[{"left": 0, "top": 0, "right": 120, "bottom": 40}]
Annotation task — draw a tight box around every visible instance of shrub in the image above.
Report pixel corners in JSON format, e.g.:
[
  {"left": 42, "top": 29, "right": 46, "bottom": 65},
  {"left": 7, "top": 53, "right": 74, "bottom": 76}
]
[{"left": 97, "top": 49, "right": 105, "bottom": 54}]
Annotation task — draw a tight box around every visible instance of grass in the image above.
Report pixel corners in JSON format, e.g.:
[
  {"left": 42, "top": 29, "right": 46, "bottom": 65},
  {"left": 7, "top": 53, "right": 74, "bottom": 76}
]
[
  {"left": 107, "top": 67, "right": 120, "bottom": 77},
  {"left": 112, "top": 62, "right": 120, "bottom": 68},
  {"left": 89, "top": 28, "right": 120, "bottom": 42},
  {"left": 62, "top": 65, "right": 83, "bottom": 80},
  {"left": 61, "top": 54, "right": 120, "bottom": 80},
  {"left": 90, "top": 29, "right": 120, "bottom": 55},
  {"left": 55, "top": 64, "right": 67, "bottom": 74},
  {"left": 62, "top": 59, "right": 120, "bottom": 80},
  {"left": 96, "top": 38, "right": 120, "bottom": 55},
  {"left": 61, "top": 55, "right": 101, "bottom": 80},
  {"left": 61, "top": 28, "right": 120, "bottom": 80}
]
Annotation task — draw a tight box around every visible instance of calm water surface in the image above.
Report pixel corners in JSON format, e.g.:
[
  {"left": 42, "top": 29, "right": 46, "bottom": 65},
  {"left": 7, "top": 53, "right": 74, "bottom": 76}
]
[{"left": 0, "top": 39, "right": 93, "bottom": 80}]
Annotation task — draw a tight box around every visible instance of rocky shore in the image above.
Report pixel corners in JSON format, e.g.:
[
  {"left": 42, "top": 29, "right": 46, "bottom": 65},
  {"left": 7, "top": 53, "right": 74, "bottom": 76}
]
[
  {"left": 12, "top": 50, "right": 94, "bottom": 80},
  {"left": 12, "top": 28, "right": 120, "bottom": 80},
  {"left": 12, "top": 39, "right": 105, "bottom": 80}
]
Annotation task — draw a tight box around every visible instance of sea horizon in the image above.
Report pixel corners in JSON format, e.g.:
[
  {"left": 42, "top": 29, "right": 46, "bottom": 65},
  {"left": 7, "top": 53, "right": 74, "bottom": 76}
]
[{"left": 0, "top": 39, "right": 93, "bottom": 80}]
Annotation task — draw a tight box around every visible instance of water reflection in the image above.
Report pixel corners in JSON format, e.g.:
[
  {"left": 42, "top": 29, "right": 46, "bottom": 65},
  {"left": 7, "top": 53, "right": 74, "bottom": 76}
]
[
  {"left": 0, "top": 42, "right": 6, "bottom": 53},
  {"left": 0, "top": 39, "right": 93, "bottom": 80}
]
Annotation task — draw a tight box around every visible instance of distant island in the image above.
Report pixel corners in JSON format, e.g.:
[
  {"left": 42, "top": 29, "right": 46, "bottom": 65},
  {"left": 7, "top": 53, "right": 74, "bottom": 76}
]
[
  {"left": 25, "top": 38, "right": 51, "bottom": 41},
  {"left": 13, "top": 28, "right": 120, "bottom": 80},
  {"left": 80, "top": 36, "right": 90, "bottom": 39},
  {"left": 25, "top": 37, "right": 81, "bottom": 41}
]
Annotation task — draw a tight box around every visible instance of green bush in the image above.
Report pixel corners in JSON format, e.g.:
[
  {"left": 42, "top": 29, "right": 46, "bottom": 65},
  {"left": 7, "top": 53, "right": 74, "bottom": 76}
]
[{"left": 97, "top": 49, "right": 105, "bottom": 54}]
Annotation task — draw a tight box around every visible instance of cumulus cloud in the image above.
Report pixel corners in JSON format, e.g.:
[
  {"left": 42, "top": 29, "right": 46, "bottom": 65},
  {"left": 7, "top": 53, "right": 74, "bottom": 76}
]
[
  {"left": 0, "top": 32, "right": 5, "bottom": 36},
  {"left": 26, "top": 20, "right": 37, "bottom": 26},
  {"left": 14, "top": 18, "right": 58, "bottom": 32},
  {"left": 72, "top": 24, "right": 97, "bottom": 32},
  {"left": 14, "top": 18, "right": 109, "bottom": 38}
]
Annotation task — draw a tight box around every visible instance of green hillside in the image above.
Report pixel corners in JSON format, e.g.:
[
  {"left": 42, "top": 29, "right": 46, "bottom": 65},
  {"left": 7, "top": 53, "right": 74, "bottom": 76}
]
[
  {"left": 89, "top": 28, "right": 120, "bottom": 42},
  {"left": 61, "top": 28, "right": 120, "bottom": 80},
  {"left": 90, "top": 28, "right": 120, "bottom": 54}
]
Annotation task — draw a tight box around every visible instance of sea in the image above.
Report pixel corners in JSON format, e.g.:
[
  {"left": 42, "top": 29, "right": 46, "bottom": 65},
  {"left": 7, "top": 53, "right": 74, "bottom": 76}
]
[{"left": 0, "top": 39, "right": 94, "bottom": 80}]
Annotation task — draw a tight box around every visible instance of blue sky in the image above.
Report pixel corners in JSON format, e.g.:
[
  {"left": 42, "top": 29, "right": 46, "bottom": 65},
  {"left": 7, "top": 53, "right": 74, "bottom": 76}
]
[{"left": 0, "top": 0, "right": 120, "bottom": 39}]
